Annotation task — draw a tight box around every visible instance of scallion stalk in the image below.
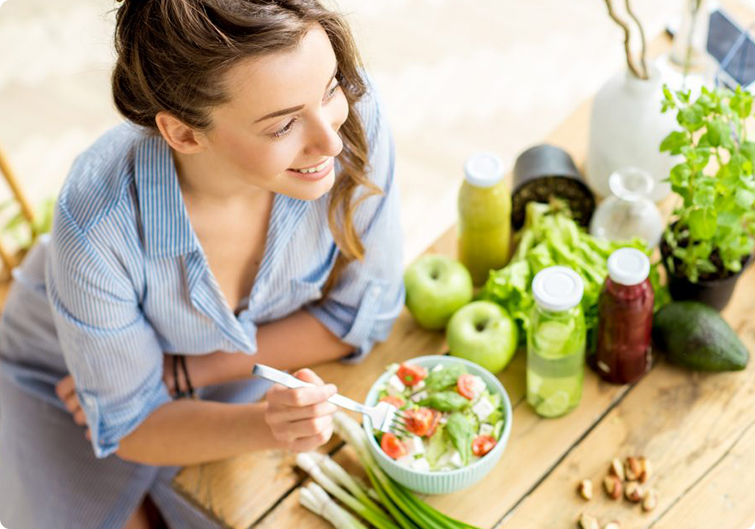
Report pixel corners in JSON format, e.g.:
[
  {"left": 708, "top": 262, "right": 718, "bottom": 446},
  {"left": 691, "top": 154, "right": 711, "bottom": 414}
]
[
  {"left": 333, "top": 412, "right": 485, "bottom": 529},
  {"left": 299, "top": 482, "right": 368, "bottom": 529},
  {"left": 296, "top": 453, "right": 398, "bottom": 529}
]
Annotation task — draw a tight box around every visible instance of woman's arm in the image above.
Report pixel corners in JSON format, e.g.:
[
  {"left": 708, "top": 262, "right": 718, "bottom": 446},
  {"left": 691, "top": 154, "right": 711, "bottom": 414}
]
[
  {"left": 59, "top": 368, "right": 338, "bottom": 466},
  {"left": 186, "top": 309, "right": 353, "bottom": 389}
]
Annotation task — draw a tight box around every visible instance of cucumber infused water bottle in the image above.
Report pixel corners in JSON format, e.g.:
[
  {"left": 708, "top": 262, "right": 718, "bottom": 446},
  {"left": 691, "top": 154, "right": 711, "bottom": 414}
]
[{"left": 527, "top": 266, "right": 586, "bottom": 418}]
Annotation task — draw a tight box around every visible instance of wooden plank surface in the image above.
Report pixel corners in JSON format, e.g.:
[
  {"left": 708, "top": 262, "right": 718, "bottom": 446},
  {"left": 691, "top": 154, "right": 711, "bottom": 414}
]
[{"left": 175, "top": 22, "right": 755, "bottom": 529}]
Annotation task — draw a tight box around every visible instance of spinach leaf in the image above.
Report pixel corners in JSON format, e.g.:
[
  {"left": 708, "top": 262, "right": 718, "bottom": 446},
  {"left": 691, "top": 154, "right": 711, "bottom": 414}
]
[
  {"left": 418, "top": 391, "right": 470, "bottom": 412},
  {"left": 424, "top": 364, "right": 466, "bottom": 391}
]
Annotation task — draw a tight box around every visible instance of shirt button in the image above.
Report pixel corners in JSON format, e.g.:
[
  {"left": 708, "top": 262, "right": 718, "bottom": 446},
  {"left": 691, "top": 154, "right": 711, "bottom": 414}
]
[{"left": 371, "top": 285, "right": 382, "bottom": 297}]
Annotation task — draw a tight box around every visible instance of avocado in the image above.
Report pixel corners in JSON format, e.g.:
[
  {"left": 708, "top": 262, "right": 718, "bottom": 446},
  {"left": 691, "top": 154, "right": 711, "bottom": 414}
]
[{"left": 652, "top": 301, "right": 749, "bottom": 371}]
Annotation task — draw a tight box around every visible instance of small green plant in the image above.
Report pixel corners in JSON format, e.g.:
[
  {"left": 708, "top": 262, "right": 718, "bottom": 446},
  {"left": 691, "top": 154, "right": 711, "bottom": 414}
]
[
  {"left": 660, "top": 85, "right": 755, "bottom": 282},
  {"left": 0, "top": 197, "right": 55, "bottom": 251}
]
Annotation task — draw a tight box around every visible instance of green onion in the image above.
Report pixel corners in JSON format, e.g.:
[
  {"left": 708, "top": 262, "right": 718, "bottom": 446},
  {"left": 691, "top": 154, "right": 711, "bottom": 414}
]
[
  {"left": 333, "top": 412, "right": 485, "bottom": 529},
  {"left": 296, "top": 453, "right": 398, "bottom": 529},
  {"left": 299, "top": 482, "right": 368, "bottom": 529}
]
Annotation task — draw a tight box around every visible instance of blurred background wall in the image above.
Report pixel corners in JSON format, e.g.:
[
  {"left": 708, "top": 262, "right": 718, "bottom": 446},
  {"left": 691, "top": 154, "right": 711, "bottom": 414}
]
[{"left": 0, "top": 0, "right": 691, "bottom": 262}]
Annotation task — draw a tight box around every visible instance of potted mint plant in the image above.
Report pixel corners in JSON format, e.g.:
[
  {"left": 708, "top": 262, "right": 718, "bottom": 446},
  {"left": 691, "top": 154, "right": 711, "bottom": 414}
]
[{"left": 659, "top": 85, "right": 755, "bottom": 310}]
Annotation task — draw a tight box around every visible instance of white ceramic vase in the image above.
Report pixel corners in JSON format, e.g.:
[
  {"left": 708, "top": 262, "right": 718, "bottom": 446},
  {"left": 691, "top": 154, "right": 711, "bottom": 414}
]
[{"left": 586, "top": 65, "right": 678, "bottom": 202}]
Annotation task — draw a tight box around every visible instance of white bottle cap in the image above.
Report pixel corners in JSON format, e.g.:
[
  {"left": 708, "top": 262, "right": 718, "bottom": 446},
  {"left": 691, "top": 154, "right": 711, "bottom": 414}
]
[
  {"left": 607, "top": 248, "right": 650, "bottom": 286},
  {"left": 532, "top": 266, "right": 584, "bottom": 312},
  {"left": 463, "top": 152, "right": 505, "bottom": 188}
]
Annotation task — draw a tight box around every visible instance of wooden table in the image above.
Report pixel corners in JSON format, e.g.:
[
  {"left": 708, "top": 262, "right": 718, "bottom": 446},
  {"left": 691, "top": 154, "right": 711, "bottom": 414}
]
[{"left": 173, "top": 36, "right": 755, "bottom": 529}]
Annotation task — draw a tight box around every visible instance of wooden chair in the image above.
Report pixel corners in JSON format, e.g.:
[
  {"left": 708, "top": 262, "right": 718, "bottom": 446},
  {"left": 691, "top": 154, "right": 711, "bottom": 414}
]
[{"left": 0, "top": 140, "right": 36, "bottom": 301}]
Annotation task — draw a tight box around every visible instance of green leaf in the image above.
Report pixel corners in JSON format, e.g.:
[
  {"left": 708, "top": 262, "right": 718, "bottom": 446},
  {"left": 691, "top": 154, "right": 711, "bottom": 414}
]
[
  {"left": 688, "top": 208, "right": 718, "bottom": 240},
  {"left": 678, "top": 105, "right": 706, "bottom": 131},
  {"left": 660, "top": 131, "right": 688, "bottom": 154},
  {"left": 735, "top": 189, "right": 755, "bottom": 209}
]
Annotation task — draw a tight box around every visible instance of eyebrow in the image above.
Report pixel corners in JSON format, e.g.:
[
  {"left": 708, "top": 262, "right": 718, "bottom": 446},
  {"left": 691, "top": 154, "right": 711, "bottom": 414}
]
[{"left": 254, "top": 64, "right": 339, "bottom": 123}]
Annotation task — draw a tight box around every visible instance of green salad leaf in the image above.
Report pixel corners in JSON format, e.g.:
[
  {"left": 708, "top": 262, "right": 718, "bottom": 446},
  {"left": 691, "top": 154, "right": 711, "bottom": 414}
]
[
  {"left": 445, "top": 413, "right": 474, "bottom": 466},
  {"left": 418, "top": 391, "right": 470, "bottom": 412},
  {"left": 423, "top": 364, "right": 466, "bottom": 391},
  {"left": 479, "top": 201, "right": 671, "bottom": 352}
]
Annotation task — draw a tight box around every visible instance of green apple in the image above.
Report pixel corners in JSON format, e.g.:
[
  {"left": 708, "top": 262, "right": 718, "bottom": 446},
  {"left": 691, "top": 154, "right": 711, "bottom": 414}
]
[
  {"left": 447, "top": 301, "right": 518, "bottom": 374},
  {"left": 403, "top": 254, "right": 473, "bottom": 330}
]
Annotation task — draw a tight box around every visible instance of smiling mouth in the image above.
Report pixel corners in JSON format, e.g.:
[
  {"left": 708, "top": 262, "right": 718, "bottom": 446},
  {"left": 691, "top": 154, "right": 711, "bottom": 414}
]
[{"left": 290, "top": 158, "right": 332, "bottom": 174}]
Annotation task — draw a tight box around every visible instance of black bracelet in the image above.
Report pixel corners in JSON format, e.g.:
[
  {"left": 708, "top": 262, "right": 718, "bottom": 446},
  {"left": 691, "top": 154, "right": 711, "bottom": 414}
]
[
  {"left": 171, "top": 355, "right": 195, "bottom": 399},
  {"left": 179, "top": 355, "right": 195, "bottom": 398}
]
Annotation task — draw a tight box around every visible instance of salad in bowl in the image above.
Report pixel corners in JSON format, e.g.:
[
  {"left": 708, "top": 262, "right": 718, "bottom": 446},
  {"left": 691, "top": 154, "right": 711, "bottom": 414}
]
[{"left": 363, "top": 355, "right": 512, "bottom": 494}]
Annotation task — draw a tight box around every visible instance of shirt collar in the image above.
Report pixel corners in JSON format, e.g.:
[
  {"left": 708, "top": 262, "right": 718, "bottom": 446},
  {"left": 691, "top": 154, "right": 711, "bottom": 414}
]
[{"left": 134, "top": 134, "right": 199, "bottom": 258}]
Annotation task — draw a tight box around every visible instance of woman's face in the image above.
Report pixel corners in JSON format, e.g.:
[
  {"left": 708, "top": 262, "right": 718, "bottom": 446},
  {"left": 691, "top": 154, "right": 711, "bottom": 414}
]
[{"left": 199, "top": 24, "right": 348, "bottom": 201}]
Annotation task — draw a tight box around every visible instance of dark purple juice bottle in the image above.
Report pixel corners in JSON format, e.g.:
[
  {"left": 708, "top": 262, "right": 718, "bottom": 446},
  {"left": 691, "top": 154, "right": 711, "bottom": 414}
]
[{"left": 594, "top": 248, "right": 654, "bottom": 384}]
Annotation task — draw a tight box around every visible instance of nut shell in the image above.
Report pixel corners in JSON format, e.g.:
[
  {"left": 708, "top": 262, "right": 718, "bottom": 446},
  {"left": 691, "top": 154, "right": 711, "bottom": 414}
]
[
  {"left": 603, "top": 475, "right": 623, "bottom": 500},
  {"left": 578, "top": 513, "right": 600, "bottom": 529},
  {"left": 625, "top": 481, "right": 643, "bottom": 503},
  {"left": 577, "top": 479, "right": 593, "bottom": 501},
  {"left": 643, "top": 488, "right": 658, "bottom": 512}
]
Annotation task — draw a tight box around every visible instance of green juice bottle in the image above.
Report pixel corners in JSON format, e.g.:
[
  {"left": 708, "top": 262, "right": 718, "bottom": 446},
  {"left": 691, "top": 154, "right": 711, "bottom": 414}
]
[
  {"left": 527, "top": 266, "right": 586, "bottom": 418},
  {"left": 458, "top": 153, "right": 512, "bottom": 286}
]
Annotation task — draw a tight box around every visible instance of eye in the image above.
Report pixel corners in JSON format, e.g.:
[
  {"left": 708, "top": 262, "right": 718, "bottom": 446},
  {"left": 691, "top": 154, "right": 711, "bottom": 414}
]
[
  {"left": 270, "top": 117, "right": 298, "bottom": 139},
  {"left": 324, "top": 81, "right": 341, "bottom": 101}
]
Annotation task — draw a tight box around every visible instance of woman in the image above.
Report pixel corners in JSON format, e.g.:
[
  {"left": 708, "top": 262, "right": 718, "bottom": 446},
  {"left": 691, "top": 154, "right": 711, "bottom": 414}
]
[{"left": 0, "top": 1, "right": 403, "bottom": 527}]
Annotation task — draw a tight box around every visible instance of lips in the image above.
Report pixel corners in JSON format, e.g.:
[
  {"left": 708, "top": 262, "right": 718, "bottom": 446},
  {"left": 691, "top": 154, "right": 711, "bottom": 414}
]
[{"left": 287, "top": 157, "right": 334, "bottom": 182}]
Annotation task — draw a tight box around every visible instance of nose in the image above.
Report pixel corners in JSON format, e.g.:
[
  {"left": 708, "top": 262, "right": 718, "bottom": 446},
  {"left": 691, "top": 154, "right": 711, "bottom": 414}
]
[{"left": 303, "top": 112, "right": 343, "bottom": 158}]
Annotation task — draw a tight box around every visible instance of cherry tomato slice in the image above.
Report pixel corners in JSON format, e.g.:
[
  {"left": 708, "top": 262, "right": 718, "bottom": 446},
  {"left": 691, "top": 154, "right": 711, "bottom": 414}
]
[
  {"left": 424, "top": 409, "right": 442, "bottom": 438},
  {"left": 472, "top": 435, "right": 497, "bottom": 457},
  {"left": 457, "top": 374, "right": 479, "bottom": 400},
  {"left": 403, "top": 407, "right": 435, "bottom": 437},
  {"left": 396, "top": 363, "right": 427, "bottom": 387},
  {"left": 380, "top": 432, "right": 407, "bottom": 460},
  {"left": 379, "top": 395, "right": 406, "bottom": 409}
]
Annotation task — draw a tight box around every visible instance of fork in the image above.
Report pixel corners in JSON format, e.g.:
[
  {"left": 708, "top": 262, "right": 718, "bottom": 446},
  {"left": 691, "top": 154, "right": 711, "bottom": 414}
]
[{"left": 252, "top": 364, "right": 409, "bottom": 436}]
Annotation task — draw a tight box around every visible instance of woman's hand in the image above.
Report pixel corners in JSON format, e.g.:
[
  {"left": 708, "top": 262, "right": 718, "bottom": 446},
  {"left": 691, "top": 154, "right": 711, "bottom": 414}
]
[
  {"left": 55, "top": 375, "right": 91, "bottom": 440},
  {"left": 263, "top": 368, "right": 338, "bottom": 452}
]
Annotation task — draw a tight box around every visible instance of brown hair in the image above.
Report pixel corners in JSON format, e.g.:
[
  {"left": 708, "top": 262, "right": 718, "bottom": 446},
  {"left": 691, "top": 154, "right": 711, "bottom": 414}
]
[{"left": 112, "top": 0, "right": 380, "bottom": 296}]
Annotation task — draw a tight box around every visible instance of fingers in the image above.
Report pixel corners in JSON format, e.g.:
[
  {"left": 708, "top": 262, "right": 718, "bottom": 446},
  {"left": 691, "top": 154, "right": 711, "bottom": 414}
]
[
  {"left": 56, "top": 375, "right": 89, "bottom": 428},
  {"left": 55, "top": 375, "right": 75, "bottom": 402},
  {"left": 266, "top": 401, "right": 338, "bottom": 424},
  {"left": 289, "top": 424, "right": 334, "bottom": 453},
  {"left": 63, "top": 393, "right": 80, "bottom": 414},
  {"left": 267, "top": 382, "right": 337, "bottom": 408},
  {"left": 293, "top": 368, "right": 324, "bottom": 386}
]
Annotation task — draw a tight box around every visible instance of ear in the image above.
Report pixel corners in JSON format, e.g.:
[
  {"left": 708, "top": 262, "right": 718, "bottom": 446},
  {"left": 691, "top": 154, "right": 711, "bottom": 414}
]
[{"left": 155, "top": 111, "right": 208, "bottom": 154}]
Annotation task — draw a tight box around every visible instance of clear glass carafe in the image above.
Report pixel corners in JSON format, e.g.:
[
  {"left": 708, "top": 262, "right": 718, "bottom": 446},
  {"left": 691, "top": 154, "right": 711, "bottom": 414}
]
[{"left": 589, "top": 167, "right": 664, "bottom": 249}]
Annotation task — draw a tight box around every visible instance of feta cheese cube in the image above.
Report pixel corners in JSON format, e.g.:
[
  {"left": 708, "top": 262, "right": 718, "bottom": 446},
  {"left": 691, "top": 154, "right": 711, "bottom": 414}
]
[
  {"left": 431, "top": 364, "right": 444, "bottom": 373},
  {"left": 439, "top": 416, "right": 448, "bottom": 425},
  {"left": 436, "top": 450, "right": 456, "bottom": 468},
  {"left": 412, "top": 457, "right": 430, "bottom": 472},
  {"left": 386, "top": 374, "right": 405, "bottom": 396},
  {"left": 396, "top": 455, "right": 414, "bottom": 467},
  {"left": 414, "top": 380, "right": 426, "bottom": 391},
  {"left": 410, "top": 390, "right": 428, "bottom": 403},
  {"left": 470, "top": 376, "right": 487, "bottom": 398},
  {"left": 479, "top": 423, "right": 495, "bottom": 437},
  {"left": 406, "top": 436, "right": 425, "bottom": 456},
  {"left": 449, "top": 450, "right": 463, "bottom": 468},
  {"left": 472, "top": 397, "right": 495, "bottom": 422}
]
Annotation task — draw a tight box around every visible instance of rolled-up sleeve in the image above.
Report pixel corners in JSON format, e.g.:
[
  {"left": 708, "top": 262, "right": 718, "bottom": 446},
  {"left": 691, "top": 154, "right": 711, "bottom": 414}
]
[
  {"left": 46, "top": 203, "right": 170, "bottom": 459},
  {"left": 306, "top": 79, "right": 405, "bottom": 363}
]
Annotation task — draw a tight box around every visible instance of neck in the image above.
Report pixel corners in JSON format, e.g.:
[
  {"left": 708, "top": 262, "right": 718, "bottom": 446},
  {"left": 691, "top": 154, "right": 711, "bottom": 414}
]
[{"left": 173, "top": 149, "right": 271, "bottom": 207}]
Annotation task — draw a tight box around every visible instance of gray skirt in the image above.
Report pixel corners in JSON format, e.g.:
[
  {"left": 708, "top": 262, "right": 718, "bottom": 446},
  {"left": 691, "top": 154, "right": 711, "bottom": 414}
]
[{"left": 0, "top": 372, "right": 273, "bottom": 529}]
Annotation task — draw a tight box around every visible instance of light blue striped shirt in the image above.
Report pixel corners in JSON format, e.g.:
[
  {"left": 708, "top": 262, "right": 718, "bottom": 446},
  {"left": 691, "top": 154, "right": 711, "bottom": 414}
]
[{"left": 0, "top": 82, "right": 404, "bottom": 459}]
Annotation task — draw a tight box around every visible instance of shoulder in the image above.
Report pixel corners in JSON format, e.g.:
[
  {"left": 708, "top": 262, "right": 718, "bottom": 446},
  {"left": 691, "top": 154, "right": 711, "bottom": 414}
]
[{"left": 56, "top": 122, "right": 145, "bottom": 235}]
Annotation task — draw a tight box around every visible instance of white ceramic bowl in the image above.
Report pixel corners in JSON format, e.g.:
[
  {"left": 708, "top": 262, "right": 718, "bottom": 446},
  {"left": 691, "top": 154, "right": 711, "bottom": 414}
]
[{"left": 363, "top": 355, "right": 513, "bottom": 494}]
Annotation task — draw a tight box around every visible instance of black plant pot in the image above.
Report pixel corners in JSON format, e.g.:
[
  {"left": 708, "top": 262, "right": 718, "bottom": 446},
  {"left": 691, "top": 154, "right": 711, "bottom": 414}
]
[
  {"left": 511, "top": 144, "right": 596, "bottom": 230},
  {"left": 660, "top": 237, "right": 751, "bottom": 311}
]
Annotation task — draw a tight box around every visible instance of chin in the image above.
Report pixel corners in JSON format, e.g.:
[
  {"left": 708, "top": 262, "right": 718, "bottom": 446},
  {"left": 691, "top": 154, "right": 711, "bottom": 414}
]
[{"left": 287, "top": 167, "right": 336, "bottom": 201}]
